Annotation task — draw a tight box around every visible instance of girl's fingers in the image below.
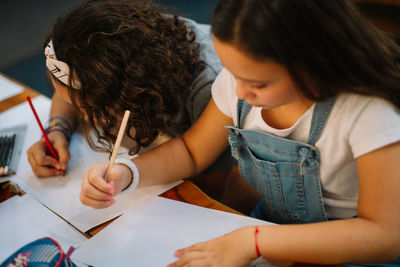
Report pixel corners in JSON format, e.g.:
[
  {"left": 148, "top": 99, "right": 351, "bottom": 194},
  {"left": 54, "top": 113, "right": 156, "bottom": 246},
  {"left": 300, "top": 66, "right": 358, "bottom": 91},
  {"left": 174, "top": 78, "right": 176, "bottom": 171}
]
[
  {"left": 53, "top": 140, "right": 70, "bottom": 170},
  {"left": 169, "top": 251, "right": 207, "bottom": 267},
  {"left": 79, "top": 190, "right": 115, "bottom": 209},
  {"left": 27, "top": 153, "right": 60, "bottom": 177},
  {"left": 32, "top": 152, "right": 60, "bottom": 169},
  {"left": 80, "top": 163, "right": 117, "bottom": 208},
  {"left": 82, "top": 173, "right": 113, "bottom": 201},
  {"left": 175, "top": 243, "right": 205, "bottom": 257},
  {"left": 27, "top": 143, "right": 61, "bottom": 177},
  {"left": 86, "top": 163, "right": 115, "bottom": 194},
  {"left": 30, "top": 141, "right": 60, "bottom": 166}
]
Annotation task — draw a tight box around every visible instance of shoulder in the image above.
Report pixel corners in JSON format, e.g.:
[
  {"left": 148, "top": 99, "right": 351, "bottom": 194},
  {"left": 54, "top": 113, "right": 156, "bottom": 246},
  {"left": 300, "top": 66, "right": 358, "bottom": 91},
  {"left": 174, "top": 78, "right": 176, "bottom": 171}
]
[
  {"left": 211, "top": 68, "right": 238, "bottom": 119},
  {"left": 330, "top": 93, "right": 399, "bottom": 126},
  {"left": 212, "top": 68, "right": 236, "bottom": 99},
  {"left": 335, "top": 93, "right": 400, "bottom": 126},
  {"left": 333, "top": 93, "right": 400, "bottom": 158}
]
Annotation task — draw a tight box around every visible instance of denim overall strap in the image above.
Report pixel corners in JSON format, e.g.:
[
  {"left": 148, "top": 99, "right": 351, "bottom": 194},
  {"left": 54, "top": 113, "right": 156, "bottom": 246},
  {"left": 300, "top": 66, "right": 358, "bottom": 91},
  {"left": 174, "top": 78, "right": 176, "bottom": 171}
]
[
  {"left": 237, "top": 99, "right": 252, "bottom": 129},
  {"left": 307, "top": 97, "right": 337, "bottom": 146},
  {"left": 226, "top": 98, "right": 336, "bottom": 224}
]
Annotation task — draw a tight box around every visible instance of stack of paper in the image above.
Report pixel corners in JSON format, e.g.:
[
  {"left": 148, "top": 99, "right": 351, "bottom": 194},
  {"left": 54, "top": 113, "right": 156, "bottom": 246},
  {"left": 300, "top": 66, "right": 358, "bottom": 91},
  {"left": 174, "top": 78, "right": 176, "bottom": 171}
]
[{"left": 72, "top": 197, "right": 289, "bottom": 267}]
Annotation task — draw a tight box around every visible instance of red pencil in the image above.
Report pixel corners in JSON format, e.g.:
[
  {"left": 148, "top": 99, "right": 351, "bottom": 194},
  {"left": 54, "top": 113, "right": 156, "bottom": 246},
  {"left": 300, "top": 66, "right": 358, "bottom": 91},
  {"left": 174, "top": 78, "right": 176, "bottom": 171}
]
[{"left": 26, "top": 96, "right": 64, "bottom": 175}]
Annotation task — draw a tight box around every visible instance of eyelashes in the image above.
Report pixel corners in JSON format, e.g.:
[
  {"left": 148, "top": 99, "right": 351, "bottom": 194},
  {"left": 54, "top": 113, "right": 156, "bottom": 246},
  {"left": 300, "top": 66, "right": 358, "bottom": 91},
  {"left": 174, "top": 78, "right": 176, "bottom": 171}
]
[{"left": 251, "top": 84, "right": 268, "bottom": 89}]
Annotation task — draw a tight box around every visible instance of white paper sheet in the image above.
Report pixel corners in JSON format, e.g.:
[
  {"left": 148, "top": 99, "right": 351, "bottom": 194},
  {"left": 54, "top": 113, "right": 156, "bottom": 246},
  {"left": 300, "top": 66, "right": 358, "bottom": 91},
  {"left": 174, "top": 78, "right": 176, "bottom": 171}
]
[
  {"left": 72, "top": 197, "right": 290, "bottom": 267},
  {"left": 0, "top": 74, "right": 23, "bottom": 102},
  {"left": 0, "top": 194, "right": 87, "bottom": 263},
  {"left": 0, "top": 96, "right": 180, "bottom": 232}
]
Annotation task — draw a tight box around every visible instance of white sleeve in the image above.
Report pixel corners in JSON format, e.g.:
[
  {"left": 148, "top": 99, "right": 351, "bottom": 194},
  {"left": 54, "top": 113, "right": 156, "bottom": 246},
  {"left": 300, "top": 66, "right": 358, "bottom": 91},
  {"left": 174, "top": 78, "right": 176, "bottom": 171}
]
[
  {"left": 349, "top": 97, "right": 400, "bottom": 158},
  {"left": 211, "top": 68, "right": 238, "bottom": 119}
]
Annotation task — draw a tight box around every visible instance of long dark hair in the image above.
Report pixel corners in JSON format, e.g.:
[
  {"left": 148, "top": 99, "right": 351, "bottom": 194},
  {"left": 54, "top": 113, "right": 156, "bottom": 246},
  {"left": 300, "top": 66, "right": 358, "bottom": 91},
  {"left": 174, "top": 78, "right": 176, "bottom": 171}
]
[
  {"left": 46, "top": 0, "right": 204, "bottom": 154},
  {"left": 211, "top": 0, "right": 400, "bottom": 108}
]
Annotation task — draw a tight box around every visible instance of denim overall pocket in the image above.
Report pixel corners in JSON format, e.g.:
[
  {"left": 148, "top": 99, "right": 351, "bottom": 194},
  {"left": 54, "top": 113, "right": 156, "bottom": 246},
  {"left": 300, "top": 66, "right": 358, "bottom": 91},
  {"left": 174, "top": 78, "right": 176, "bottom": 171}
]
[
  {"left": 226, "top": 120, "right": 328, "bottom": 224},
  {"left": 243, "top": 146, "right": 309, "bottom": 222}
]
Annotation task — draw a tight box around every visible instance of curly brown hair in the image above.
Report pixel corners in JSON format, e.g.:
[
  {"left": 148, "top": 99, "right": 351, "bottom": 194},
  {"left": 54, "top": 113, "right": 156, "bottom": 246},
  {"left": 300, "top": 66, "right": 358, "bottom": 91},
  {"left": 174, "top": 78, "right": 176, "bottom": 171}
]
[{"left": 45, "top": 0, "right": 204, "bottom": 154}]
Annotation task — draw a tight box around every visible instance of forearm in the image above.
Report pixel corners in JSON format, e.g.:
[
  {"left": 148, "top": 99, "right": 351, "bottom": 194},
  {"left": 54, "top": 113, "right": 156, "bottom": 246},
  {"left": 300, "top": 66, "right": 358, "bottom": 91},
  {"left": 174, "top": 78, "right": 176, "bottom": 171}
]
[
  {"left": 49, "top": 90, "right": 78, "bottom": 129},
  {"left": 133, "top": 137, "right": 197, "bottom": 187},
  {"left": 256, "top": 218, "right": 400, "bottom": 264},
  {"left": 132, "top": 99, "right": 232, "bottom": 187}
]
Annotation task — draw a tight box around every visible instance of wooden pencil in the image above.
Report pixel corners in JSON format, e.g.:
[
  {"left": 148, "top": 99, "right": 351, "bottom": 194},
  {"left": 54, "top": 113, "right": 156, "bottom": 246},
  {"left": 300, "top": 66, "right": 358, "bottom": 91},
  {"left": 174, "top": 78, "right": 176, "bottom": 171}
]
[{"left": 104, "top": 110, "right": 131, "bottom": 182}]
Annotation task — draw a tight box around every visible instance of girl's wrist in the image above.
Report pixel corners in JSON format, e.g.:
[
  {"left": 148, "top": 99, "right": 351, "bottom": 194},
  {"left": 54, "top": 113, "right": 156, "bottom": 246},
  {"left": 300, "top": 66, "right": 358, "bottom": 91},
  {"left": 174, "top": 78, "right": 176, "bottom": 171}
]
[
  {"left": 45, "top": 116, "right": 74, "bottom": 142},
  {"left": 231, "top": 226, "right": 261, "bottom": 261},
  {"left": 47, "top": 127, "right": 71, "bottom": 142},
  {"left": 115, "top": 158, "right": 140, "bottom": 194},
  {"left": 48, "top": 115, "right": 75, "bottom": 131},
  {"left": 245, "top": 226, "right": 261, "bottom": 260}
]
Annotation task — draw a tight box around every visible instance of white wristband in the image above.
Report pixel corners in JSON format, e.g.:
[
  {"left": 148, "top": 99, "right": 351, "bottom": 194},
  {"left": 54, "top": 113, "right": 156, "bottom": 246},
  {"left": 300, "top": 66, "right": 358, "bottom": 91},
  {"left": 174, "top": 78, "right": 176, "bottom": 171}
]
[{"left": 114, "top": 158, "right": 140, "bottom": 194}]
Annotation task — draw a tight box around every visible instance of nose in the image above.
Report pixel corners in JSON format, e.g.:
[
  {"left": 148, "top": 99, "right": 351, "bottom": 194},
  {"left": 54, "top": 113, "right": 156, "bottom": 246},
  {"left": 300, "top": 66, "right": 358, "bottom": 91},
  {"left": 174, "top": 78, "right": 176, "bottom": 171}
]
[{"left": 236, "top": 81, "right": 256, "bottom": 100}]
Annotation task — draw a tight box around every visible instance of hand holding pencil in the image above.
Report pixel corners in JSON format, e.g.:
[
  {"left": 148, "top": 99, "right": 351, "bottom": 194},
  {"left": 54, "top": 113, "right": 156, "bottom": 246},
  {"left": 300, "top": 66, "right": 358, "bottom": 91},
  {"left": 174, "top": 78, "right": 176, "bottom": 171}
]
[
  {"left": 80, "top": 110, "right": 133, "bottom": 209},
  {"left": 26, "top": 96, "right": 69, "bottom": 177}
]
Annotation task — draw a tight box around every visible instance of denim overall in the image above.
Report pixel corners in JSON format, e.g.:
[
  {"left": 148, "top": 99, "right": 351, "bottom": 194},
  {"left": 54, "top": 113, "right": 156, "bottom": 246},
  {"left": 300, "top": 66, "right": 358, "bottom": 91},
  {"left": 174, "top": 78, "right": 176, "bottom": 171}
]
[
  {"left": 225, "top": 98, "right": 336, "bottom": 224},
  {"left": 226, "top": 99, "right": 400, "bottom": 266}
]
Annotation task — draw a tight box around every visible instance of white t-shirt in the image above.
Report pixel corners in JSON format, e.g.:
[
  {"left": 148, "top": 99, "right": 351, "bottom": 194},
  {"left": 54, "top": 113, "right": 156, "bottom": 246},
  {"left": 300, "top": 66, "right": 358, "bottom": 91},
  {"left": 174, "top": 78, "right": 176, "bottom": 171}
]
[{"left": 212, "top": 68, "right": 400, "bottom": 219}]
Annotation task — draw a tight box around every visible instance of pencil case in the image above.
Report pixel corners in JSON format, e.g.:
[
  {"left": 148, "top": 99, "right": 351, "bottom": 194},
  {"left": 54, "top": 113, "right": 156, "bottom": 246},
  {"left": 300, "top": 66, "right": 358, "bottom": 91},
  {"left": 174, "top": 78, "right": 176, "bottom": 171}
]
[{"left": 0, "top": 237, "right": 76, "bottom": 267}]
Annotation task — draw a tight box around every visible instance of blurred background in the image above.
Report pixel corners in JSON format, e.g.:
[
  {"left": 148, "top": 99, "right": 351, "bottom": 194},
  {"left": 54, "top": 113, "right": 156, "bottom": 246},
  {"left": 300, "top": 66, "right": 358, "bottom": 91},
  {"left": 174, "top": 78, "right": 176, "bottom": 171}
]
[
  {"left": 0, "top": 0, "right": 399, "bottom": 98},
  {"left": 0, "top": 0, "right": 219, "bottom": 98}
]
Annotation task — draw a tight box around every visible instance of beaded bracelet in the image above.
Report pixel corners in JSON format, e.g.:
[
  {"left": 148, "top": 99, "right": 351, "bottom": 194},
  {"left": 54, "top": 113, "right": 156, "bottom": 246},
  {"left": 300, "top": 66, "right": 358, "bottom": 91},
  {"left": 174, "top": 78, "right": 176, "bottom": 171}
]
[
  {"left": 255, "top": 226, "right": 261, "bottom": 258},
  {"left": 48, "top": 115, "right": 74, "bottom": 132},
  {"left": 45, "top": 120, "right": 72, "bottom": 141},
  {"left": 46, "top": 120, "right": 69, "bottom": 131},
  {"left": 46, "top": 121, "right": 71, "bottom": 133},
  {"left": 115, "top": 158, "right": 140, "bottom": 194}
]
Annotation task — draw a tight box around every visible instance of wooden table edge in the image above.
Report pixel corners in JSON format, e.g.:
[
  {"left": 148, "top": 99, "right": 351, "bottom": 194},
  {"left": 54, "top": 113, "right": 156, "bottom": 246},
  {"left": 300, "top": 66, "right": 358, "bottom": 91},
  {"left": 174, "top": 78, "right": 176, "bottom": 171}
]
[{"left": 0, "top": 73, "right": 40, "bottom": 113}]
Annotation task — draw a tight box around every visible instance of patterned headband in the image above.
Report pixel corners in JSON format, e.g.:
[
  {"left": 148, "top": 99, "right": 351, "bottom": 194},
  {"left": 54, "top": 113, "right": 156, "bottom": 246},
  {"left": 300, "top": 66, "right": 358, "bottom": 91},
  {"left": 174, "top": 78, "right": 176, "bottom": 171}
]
[{"left": 45, "top": 40, "right": 81, "bottom": 89}]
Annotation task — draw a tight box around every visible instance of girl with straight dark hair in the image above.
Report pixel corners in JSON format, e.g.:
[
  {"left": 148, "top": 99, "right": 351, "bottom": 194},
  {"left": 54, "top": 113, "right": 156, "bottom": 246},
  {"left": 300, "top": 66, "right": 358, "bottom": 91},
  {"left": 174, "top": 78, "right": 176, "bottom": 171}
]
[{"left": 80, "top": 0, "right": 400, "bottom": 265}]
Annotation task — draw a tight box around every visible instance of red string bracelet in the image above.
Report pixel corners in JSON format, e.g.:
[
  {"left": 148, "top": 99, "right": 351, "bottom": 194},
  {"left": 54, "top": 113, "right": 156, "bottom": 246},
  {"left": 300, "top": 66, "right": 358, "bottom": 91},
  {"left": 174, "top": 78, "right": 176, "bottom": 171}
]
[{"left": 255, "top": 226, "right": 261, "bottom": 257}]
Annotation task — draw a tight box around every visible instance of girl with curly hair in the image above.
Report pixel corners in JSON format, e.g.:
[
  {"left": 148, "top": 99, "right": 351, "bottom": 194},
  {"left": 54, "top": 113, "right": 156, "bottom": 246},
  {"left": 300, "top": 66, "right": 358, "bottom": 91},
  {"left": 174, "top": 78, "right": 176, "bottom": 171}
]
[
  {"left": 81, "top": 0, "right": 400, "bottom": 265},
  {"left": 27, "top": 0, "right": 230, "bottom": 177}
]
